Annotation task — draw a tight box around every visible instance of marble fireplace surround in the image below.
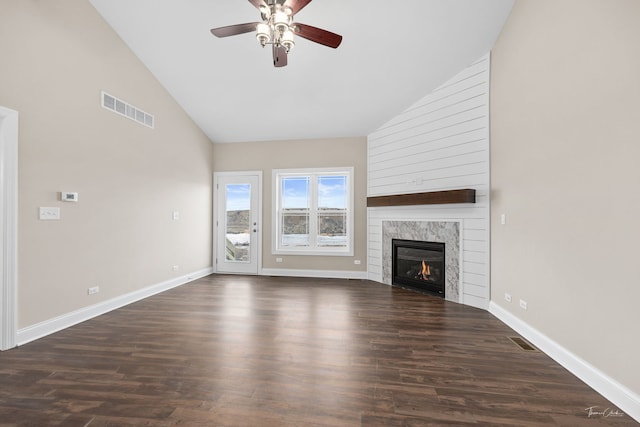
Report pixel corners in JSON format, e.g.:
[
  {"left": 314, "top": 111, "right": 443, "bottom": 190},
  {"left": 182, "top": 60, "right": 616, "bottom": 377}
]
[{"left": 382, "top": 221, "right": 461, "bottom": 303}]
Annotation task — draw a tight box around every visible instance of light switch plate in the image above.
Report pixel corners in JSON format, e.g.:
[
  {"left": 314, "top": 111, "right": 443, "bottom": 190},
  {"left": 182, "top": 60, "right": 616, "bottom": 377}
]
[{"left": 39, "top": 207, "right": 60, "bottom": 220}]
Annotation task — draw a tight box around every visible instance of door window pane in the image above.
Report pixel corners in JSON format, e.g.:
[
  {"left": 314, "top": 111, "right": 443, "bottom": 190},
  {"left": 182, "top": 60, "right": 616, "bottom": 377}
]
[{"left": 225, "top": 184, "right": 251, "bottom": 262}]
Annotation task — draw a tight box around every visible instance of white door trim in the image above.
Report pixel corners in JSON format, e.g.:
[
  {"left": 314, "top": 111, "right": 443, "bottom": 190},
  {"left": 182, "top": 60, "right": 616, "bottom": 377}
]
[
  {"left": 213, "top": 171, "right": 263, "bottom": 275},
  {"left": 0, "top": 106, "right": 18, "bottom": 351}
]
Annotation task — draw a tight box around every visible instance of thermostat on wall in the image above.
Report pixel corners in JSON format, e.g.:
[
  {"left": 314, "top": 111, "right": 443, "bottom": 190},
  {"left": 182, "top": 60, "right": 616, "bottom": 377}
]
[{"left": 61, "top": 192, "right": 78, "bottom": 202}]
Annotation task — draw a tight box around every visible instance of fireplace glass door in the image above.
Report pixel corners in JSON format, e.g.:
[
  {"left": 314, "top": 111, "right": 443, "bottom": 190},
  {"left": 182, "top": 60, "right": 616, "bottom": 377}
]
[{"left": 392, "top": 239, "right": 445, "bottom": 296}]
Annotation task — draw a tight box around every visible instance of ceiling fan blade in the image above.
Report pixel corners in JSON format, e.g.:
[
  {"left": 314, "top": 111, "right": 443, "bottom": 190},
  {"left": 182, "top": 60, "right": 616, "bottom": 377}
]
[
  {"left": 283, "top": 0, "right": 312, "bottom": 15},
  {"left": 294, "top": 23, "right": 342, "bottom": 48},
  {"left": 248, "top": 0, "right": 267, "bottom": 10},
  {"left": 272, "top": 44, "right": 288, "bottom": 67},
  {"left": 210, "top": 22, "right": 259, "bottom": 38}
]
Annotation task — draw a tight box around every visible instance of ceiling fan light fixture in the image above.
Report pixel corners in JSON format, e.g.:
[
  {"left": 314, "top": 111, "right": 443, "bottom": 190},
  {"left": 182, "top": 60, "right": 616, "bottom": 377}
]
[
  {"left": 281, "top": 28, "right": 295, "bottom": 52},
  {"left": 256, "top": 22, "right": 271, "bottom": 47},
  {"left": 273, "top": 9, "right": 290, "bottom": 34}
]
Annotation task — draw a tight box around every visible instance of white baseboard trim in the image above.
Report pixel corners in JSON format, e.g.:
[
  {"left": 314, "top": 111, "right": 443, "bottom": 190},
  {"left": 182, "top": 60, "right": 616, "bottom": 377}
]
[
  {"left": 17, "top": 267, "right": 214, "bottom": 346},
  {"left": 489, "top": 301, "right": 640, "bottom": 423},
  {"left": 260, "top": 268, "right": 368, "bottom": 280}
]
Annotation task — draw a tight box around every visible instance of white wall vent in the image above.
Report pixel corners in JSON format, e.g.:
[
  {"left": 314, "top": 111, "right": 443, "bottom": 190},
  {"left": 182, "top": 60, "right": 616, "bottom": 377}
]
[{"left": 101, "top": 91, "right": 154, "bottom": 129}]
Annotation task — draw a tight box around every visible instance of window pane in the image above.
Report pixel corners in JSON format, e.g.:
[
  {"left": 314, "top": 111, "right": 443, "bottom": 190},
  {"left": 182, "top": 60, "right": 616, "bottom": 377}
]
[
  {"left": 281, "top": 211, "right": 309, "bottom": 247},
  {"left": 318, "top": 175, "right": 346, "bottom": 209},
  {"left": 281, "top": 177, "right": 310, "bottom": 247},
  {"left": 318, "top": 210, "right": 347, "bottom": 247},
  {"left": 317, "top": 175, "right": 347, "bottom": 247},
  {"left": 282, "top": 176, "right": 309, "bottom": 209},
  {"left": 225, "top": 184, "right": 251, "bottom": 262}
]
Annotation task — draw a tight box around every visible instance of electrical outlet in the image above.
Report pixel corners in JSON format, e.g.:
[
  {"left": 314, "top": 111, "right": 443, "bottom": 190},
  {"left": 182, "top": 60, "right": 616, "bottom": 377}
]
[
  {"left": 519, "top": 299, "right": 528, "bottom": 310},
  {"left": 172, "top": 265, "right": 179, "bottom": 272},
  {"left": 87, "top": 286, "right": 99, "bottom": 295},
  {"left": 504, "top": 293, "right": 512, "bottom": 302},
  {"left": 276, "top": 257, "right": 283, "bottom": 263},
  {"left": 354, "top": 259, "right": 361, "bottom": 265}
]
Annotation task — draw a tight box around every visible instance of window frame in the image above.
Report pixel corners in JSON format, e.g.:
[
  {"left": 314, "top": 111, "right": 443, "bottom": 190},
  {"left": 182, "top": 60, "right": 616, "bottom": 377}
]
[{"left": 272, "top": 167, "right": 354, "bottom": 256}]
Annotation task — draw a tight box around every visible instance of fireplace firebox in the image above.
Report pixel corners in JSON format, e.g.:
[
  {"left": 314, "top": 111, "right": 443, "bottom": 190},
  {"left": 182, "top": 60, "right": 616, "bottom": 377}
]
[{"left": 392, "top": 239, "right": 445, "bottom": 297}]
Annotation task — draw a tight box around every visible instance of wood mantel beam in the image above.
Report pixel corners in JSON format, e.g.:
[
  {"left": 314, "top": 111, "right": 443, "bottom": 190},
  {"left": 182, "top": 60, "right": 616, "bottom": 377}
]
[{"left": 367, "top": 189, "right": 476, "bottom": 207}]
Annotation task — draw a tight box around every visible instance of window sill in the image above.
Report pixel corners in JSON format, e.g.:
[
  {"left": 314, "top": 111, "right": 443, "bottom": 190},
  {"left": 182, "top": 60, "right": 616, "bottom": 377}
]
[{"left": 273, "top": 249, "right": 354, "bottom": 257}]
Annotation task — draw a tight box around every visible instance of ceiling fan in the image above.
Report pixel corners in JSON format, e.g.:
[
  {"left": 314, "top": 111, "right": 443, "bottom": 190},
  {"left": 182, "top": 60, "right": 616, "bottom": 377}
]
[{"left": 210, "top": 0, "right": 342, "bottom": 68}]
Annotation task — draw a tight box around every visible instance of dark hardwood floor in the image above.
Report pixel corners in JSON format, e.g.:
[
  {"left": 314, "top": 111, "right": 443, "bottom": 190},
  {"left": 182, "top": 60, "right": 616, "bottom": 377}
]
[{"left": 0, "top": 275, "right": 635, "bottom": 426}]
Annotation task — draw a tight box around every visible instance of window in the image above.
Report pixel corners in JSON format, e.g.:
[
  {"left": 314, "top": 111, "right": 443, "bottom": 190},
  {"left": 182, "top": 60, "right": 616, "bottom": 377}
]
[{"left": 273, "top": 167, "right": 354, "bottom": 255}]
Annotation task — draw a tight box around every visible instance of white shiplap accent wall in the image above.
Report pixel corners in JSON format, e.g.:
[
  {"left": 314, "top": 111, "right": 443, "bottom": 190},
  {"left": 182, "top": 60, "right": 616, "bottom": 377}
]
[{"left": 367, "top": 53, "right": 491, "bottom": 309}]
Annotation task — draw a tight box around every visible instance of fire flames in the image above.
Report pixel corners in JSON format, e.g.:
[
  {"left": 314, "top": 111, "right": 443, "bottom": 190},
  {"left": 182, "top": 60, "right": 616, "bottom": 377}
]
[{"left": 419, "top": 260, "right": 431, "bottom": 281}]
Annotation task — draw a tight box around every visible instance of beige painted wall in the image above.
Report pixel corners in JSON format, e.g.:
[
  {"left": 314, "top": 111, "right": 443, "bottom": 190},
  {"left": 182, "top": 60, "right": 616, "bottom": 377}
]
[
  {"left": 0, "top": 0, "right": 214, "bottom": 328},
  {"left": 491, "top": 0, "right": 640, "bottom": 393},
  {"left": 213, "top": 137, "right": 367, "bottom": 272}
]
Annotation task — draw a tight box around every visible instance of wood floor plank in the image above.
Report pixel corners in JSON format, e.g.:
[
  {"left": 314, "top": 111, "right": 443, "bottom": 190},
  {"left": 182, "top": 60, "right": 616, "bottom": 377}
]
[{"left": 0, "top": 275, "right": 635, "bottom": 426}]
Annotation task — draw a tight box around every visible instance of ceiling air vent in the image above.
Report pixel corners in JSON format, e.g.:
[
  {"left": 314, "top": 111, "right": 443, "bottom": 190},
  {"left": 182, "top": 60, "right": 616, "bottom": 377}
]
[{"left": 101, "top": 91, "right": 154, "bottom": 129}]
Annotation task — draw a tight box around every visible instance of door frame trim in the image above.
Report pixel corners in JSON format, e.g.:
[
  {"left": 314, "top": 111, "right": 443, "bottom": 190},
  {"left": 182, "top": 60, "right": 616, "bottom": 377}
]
[
  {"left": 213, "top": 171, "right": 263, "bottom": 275},
  {"left": 0, "top": 106, "right": 18, "bottom": 351}
]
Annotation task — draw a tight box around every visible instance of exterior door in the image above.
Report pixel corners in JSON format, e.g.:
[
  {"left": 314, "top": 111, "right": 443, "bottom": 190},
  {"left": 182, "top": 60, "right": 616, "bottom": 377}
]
[{"left": 214, "top": 172, "right": 261, "bottom": 274}]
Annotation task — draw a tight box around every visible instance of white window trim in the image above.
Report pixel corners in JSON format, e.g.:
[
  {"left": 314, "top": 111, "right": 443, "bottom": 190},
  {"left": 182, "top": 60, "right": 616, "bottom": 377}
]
[{"left": 272, "top": 167, "right": 354, "bottom": 256}]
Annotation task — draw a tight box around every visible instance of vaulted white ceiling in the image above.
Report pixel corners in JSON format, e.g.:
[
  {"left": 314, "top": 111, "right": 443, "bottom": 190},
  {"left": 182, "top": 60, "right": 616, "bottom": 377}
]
[{"left": 89, "top": 0, "right": 514, "bottom": 143}]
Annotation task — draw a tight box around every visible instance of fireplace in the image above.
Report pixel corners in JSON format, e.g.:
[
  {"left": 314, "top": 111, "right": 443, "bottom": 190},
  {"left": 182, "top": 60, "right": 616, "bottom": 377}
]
[{"left": 392, "top": 238, "right": 445, "bottom": 297}]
